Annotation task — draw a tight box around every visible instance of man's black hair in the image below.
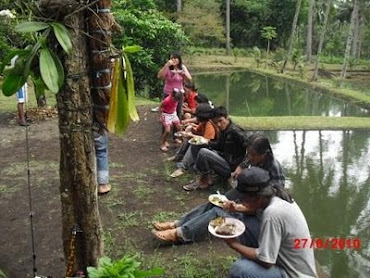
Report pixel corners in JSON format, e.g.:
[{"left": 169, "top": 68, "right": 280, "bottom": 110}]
[
  {"left": 212, "top": 106, "right": 228, "bottom": 119},
  {"left": 195, "top": 103, "right": 214, "bottom": 122}
]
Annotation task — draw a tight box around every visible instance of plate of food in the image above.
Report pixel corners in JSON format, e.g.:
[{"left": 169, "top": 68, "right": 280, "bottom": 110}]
[
  {"left": 208, "top": 217, "right": 245, "bottom": 239},
  {"left": 189, "top": 137, "right": 208, "bottom": 145},
  {"left": 208, "top": 194, "right": 228, "bottom": 207}
]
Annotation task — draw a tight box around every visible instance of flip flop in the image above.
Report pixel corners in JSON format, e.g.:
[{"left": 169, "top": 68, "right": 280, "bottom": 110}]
[
  {"left": 183, "top": 181, "right": 199, "bottom": 191},
  {"left": 152, "top": 229, "right": 178, "bottom": 243},
  {"left": 153, "top": 222, "right": 176, "bottom": 231},
  {"left": 170, "top": 168, "right": 184, "bottom": 178}
]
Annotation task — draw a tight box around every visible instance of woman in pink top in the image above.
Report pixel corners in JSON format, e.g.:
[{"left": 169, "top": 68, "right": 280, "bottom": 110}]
[
  {"left": 155, "top": 52, "right": 192, "bottom": 115},
  {"left": 159, "top": 88, "right": 183, "bottom": 152}
]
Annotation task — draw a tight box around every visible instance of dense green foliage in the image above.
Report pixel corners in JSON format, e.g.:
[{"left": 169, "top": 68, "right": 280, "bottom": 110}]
[
  {"left": 177, "top": 0, "right": 225, "bottom": 47},
  {"left": 113, "top": 0, "right": 188, "bottom": 98},
  {"left": 87, "top": 255, "right": 163, "bottom": 278}
]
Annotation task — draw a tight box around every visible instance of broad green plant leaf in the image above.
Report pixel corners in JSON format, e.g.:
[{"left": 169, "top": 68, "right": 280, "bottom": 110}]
[
  {"left": 15, "top": 21, "right": 50, "bottom": 33},
  {"left": 123, "top": 45, "right": 142, "bottom": 53},
  {"left": 33, "top": 77, "right": 47, "bottom": 99},
  {"left": 50, "top": 22, "right": 72, "bottom": 54},
  {"left": 50, "top": 50, "right": 65, "bottom": 87},
  {"left": 40, "top": 48, "right": 59, "bottom": 93},
  {"left": 1, "top": 73, "right": 27, "bottom": 96},
  {"left": 115, "top": 60, "right": 130, "bottom": 135},
  {"left": 107, "top": 60, "right": 130, "bottom": 136},
  {"left": 122, "top": 51, "right": 139, "bottom": 122}
]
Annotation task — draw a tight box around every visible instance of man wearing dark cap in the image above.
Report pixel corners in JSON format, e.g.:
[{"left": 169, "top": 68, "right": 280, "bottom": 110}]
[
  {"left": 225, "top": 167, "right": 317, "bottom": 278},
  {"left": 153, "top": 167, "right": 316, "bottom": 278}
]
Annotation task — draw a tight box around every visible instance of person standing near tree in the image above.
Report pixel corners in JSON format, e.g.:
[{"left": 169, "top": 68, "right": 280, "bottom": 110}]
[{"left": 16, "top": 82, "right": 29, "bottom": 126}]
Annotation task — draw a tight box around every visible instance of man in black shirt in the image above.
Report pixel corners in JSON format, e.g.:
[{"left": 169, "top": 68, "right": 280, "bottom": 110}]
[{"left": 183, "top": 106, "right": 249, "bottom": 191}]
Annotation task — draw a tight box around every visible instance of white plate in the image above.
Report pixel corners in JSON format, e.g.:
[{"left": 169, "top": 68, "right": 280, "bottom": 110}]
[
  {"left": 189, "top": 137, "right": 208, "bottom": 145},
  {"left": 208, "top": 194, "right": 228, "bottom": 207},
  {"left": 208, "top": 218, "right": 245, "bottom": 239}
]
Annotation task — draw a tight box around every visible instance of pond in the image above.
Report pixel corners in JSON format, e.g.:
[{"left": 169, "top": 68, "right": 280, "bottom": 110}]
[
  {"left": 193, "top": 71, "right": 369, "bottom": 117},
  {"left": 268, "top": 130, "right": 370, "bottom": 278},
  {"left": 194, "top": 72, "right": 370, "bottom": 277}
]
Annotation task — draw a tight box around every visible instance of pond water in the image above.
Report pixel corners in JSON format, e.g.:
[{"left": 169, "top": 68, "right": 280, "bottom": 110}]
[
  {"left": 267, "top": 130, "right": 370, "bottom": 278},
  {"left": 193, "top": 72, "right": 370, "bottom": 277},
  {"left": 193, "top": 71, "right": 369, "bottom": 117}
]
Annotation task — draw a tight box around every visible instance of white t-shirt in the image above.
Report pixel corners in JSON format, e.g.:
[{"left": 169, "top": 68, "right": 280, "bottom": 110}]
[{"left": 256, "top": 197, "right": 317, "bottom": 278}]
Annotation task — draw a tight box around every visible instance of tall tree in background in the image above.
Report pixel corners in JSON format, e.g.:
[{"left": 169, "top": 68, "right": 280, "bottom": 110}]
[
  {"left": 341, "top": 0, "right": 360, "bottom": 80},
  {"left": 177, "top": 0, "right": 182, "bottom": 12},
  {"left": 282, "top": 0, "right": 303, "bottom": 73},
  {"left": 312, "top": 0, "right": 332, "bottom": 81},
  {"left": 306, "top": 0, "right": 315, "bottom": 61},
  {"left": 261, "top": 26, "right": 277, "bottom": 58}
]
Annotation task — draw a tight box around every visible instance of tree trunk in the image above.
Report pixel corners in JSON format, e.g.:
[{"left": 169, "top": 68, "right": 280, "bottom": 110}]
[
  {"left": 351, "top": 6, "right": 360, "bottom": 58},
  {"left": 282, "top": 0, "right": 302, "bottom": 73},
  {"left": 306, "top": 0, "right": 315, "bottom": 62},
  {"left": 312, "top": 0, "right": 332, "bottom": 82},
  {"left": 55, "top": 5, "right": 103, "bottom": 275},
  {"left": 341, "top": 0, "right": 359, "bottom": 80},
  {"left": 226, "top": 0, "right": 231, "bottom": 55},
  {"left": 177, "top": 0, "right": 182, "bottom": 12}
]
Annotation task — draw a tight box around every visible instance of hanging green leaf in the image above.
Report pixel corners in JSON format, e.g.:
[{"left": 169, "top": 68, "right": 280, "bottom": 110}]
[
  {"left": 1, "top": 73, "right": 27, "bottom": 96},
  {"left": 50, "top": 22, "right": 72, "bottom": 54},
  {"left": 123, "top": 45, "right": 142, "bottom": 53},
  {"left": 122, "top": 51, "right": 139, "bottom": 122},
  {"left": 115, "top": 60, "right": 130, "bottom": 136},
  {"left": 40, "top": 48, "right": 59, "bottom": 93},
  {"left": 15, "top": 21, "right": 50, "bottom": 33},
  {"left": 33, "top": 76, "right": 48, "bottom": 100},
  {"left": 107, "top": 60, "right": 120, "bottom": 133},
  {"left": 50, "top": 50, "right": 65, "bottom": 87}
]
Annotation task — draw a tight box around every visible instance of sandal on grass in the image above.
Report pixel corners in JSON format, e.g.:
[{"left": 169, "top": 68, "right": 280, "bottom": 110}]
[
  {"left": 152, "top": 228, "right": 178, "bottom": 243},
  {"left": 183, "top": 181, "right": 199, "bottom": 191},
  {"left": 170, "top": 168, "right": 185, "bottom": 178},
  {"left": 153, "top": 222, "right": 176, "bottom": 231}
]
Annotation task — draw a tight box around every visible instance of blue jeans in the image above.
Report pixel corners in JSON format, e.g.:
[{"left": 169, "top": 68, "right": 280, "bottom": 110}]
[
  {"left": 229, "top": 258, "right": 286, "bottom": 278},
  {"left": 176, "top": 145, "right": 195, "bottom": 170},
  {"left": 195, "top": 148, "right": 231, "bottom": 178},
  {"left": 177, "top": 205, "right": 260, "bottom": 247},
  {"left": 93, "top": 131, "right": 109, "bottom": 185}
]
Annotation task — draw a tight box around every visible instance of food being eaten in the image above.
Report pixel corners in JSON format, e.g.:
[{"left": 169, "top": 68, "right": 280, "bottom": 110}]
[
  {"left": 189, "top": 137, "right": 207, "bottom": 145},
  {"left": 209, "top": 216, "right": 225, "bottom": 228},
  {"left": 215, "top": 223, "right": 236, "bottom": 236},
  {"left": 209, "top": 195, "right": 226, "bottom": 206}
]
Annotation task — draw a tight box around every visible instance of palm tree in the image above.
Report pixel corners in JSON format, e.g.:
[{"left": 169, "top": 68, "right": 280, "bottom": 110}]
[
  {"left": 282, "top": 0, "right": 303, "bottom": 73},
  {"left": 261, "top": 26, "right": 277, "bottom": 59},
  {"left": 341, "top": 0, "right": 360, "bottom": 81},
  {"left": 312, "top": 0, "right": 332, "bottom": 81},
  {"left": 306, "top": 0, "right": 315, "bottom": 61}
]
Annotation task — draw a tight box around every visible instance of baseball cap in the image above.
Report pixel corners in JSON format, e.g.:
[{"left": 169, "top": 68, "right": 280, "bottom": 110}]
[{"left": 235, "top": 166, "right": 271, "bottom": 195}]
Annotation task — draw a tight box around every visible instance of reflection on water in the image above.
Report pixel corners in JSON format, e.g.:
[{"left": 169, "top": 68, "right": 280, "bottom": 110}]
[
  {"left": 194, "top": 72, "right": 369, "bottom": 117},
  {"left": 266, "top": 130, "right": 370, "bottom": 278}
]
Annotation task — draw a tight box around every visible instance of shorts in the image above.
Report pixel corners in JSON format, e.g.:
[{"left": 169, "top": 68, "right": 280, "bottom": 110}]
[
  {"left": 16, "top": 85, "right": 28, "bottom": 103},
  {"left": 161, "top": 112, "right": 180, "bottom": 128}
]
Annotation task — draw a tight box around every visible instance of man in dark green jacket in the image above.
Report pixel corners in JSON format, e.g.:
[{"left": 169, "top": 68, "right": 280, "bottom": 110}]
[{"left": 183, "top": 106, "right": 249, "bottom": 191}]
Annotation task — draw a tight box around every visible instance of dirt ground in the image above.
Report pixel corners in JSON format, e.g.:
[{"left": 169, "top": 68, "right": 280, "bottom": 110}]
[{"left": 0, "top": 106, "right": 235, "bottom": 278}]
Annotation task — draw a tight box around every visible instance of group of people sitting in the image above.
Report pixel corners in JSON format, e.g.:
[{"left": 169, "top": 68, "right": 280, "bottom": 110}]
[{"left": 153, "top": 51, "right": 317, "bottom": 277}]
